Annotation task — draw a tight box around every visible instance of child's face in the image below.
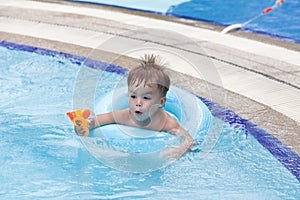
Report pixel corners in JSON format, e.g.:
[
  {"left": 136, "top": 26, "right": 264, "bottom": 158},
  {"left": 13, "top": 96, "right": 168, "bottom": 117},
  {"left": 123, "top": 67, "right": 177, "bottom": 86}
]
[{"left": 128, "top": 83, "right": 165, "bottom": 123}]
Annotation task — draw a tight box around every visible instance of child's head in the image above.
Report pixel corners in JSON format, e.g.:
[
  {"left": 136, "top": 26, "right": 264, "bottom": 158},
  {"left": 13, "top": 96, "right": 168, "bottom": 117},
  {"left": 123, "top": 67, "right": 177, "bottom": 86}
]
[
  {"left": 127, "top": 54, "right": 170, "bottom": 125},
  {"left": 127, "top": 54, "right": 170, "bottom": 97}
]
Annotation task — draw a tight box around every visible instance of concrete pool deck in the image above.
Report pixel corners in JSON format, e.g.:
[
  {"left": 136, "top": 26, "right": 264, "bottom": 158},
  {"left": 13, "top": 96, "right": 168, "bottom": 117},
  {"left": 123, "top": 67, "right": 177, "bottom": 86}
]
[{"left": 0, "top": 0, "right": 299, "bottom": 155}]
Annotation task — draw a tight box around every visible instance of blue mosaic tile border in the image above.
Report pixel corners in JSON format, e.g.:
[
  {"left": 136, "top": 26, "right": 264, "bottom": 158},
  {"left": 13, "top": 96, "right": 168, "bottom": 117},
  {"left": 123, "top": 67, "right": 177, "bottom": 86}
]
[
  {"left": 200, "top": 97, "right": 300, "bottom": 181},
  {"left": 1, "top": 40, "right": 299, "bottom": 181},
  {"left": 0, "top": 41, "right": 127, "bottom": 76}
]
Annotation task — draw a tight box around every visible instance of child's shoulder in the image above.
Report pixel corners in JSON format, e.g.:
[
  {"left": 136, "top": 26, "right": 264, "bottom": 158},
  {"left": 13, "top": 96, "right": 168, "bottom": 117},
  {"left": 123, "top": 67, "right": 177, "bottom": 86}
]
[
  {"left": 162, "top": 111, "right": 180, "bottom": 132},
  {"left": 113, "top": 108, "right": 129, "bottom": 115},
  {"left": 112, "top": 108, "right": 130, "bottom": 123}
]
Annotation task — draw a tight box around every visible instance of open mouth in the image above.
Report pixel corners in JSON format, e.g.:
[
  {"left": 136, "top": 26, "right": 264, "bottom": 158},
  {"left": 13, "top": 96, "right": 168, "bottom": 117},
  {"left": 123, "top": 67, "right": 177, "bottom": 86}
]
[{"left": 135, "top": 111, "right": 142, "bottom": 115}]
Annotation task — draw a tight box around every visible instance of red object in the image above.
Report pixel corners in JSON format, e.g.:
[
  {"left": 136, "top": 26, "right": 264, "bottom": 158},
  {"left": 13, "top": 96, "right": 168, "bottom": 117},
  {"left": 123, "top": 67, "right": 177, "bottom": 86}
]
[
  {"left": 263, "top": 7, "right": 273, "bottom": 14},
  {"left": 82, "top": 109, "right": 91, "bottom": 119},
  {"left": 67, "top": 112, "right": 76, "bottom": 121},
  {"left": 275, "top": 0, "right": 284, "bottom": 6}
]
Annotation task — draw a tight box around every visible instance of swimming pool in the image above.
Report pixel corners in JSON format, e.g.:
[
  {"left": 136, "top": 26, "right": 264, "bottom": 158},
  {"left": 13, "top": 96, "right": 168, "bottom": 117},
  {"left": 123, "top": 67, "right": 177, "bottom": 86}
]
[
  {"left": 0, "top": 41, "right": 299, "bottom": 199},
  {"left": 68, "top": 0, "right": 300, "bottom": 43}
]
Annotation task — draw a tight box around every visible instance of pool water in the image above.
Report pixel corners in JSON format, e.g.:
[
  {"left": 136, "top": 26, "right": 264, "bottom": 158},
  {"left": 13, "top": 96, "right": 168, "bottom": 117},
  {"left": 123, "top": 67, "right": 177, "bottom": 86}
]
[
  {"left": 0, "top": 42, "right": 299, "bottom": 199},
  {"left": 69, "top": 0, "right": 300, "bottom": 43}
]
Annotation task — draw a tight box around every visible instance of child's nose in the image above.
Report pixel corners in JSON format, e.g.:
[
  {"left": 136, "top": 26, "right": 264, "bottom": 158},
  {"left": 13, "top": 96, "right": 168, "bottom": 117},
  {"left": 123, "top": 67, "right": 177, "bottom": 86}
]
[{"left": 136, "top": 98, "right": 142, "bottom": 107}]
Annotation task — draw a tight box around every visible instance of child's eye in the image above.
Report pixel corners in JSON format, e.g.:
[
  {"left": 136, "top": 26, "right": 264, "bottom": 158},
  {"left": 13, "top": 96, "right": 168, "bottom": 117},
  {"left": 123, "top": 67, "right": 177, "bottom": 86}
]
[
  {"left": 130, "top": 95, "right": 136, "bottom": 99},
  {"left": 144, "top": 96, "right": 151, "bottom": 100}
]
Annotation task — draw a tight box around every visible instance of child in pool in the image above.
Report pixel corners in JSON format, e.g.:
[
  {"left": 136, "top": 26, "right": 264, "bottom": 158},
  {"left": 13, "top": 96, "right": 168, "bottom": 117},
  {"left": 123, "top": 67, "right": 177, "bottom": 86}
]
[{"left": 75, "top": 54, "right": 194, "bottom": 159}]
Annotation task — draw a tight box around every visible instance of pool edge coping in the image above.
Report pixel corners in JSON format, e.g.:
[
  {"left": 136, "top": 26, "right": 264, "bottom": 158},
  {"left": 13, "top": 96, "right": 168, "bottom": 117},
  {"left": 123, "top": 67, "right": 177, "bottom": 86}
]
[{"left": 43, "top": 0, "right": 300, "bottom": 51}]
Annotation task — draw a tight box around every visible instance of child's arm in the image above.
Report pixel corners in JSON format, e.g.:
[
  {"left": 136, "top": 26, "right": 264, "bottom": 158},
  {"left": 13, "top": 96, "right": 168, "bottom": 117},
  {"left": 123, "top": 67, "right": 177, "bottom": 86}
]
[
  {"left": 74, "top": 109, "right": 129, "bottom": 136},
  {"left": 90, "top": 112, "right": 115, "bottom": 128},
  {"left": 161, "top": 117, "right": 194, "bottom": 159}
]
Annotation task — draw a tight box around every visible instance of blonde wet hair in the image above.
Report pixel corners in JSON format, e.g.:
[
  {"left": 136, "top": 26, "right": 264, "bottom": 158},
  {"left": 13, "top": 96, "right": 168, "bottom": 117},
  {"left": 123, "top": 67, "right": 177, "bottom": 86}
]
[{"left": 127, "top": 54, "right": 170, "bottom": 97}]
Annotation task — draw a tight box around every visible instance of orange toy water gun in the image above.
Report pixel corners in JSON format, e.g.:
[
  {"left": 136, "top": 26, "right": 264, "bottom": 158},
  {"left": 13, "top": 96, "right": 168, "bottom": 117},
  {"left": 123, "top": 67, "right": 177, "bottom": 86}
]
[{"left": 66, "top": 109, "right": 92, "bottom": 137}]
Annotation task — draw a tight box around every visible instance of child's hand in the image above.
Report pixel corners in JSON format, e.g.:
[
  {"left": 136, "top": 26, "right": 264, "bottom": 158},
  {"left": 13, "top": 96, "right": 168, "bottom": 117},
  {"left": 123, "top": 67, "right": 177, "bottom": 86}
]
[
  {"left": 160, "top": 139, "right": 195, "bottom": 160},
  {"left": 67, "top": 109, "right": 95, "bottom": 137},
  {"left": 160, "top": 146, "right": 186, "bottom": 160},
  {"left": 74, "top": 117, "right": 95, "bottom": 136}
]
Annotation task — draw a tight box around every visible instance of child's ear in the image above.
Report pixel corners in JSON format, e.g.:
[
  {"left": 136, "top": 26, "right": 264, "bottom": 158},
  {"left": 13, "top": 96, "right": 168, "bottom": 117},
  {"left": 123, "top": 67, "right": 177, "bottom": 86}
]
[{"left": 160, "top": 96, "right": 166, "bottom": 108}]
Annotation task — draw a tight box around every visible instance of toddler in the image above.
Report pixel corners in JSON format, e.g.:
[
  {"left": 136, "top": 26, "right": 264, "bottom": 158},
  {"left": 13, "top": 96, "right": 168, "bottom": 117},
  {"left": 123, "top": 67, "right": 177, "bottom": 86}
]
[{"left": 75, "top": 54, "right": 194, "bottom": 159}]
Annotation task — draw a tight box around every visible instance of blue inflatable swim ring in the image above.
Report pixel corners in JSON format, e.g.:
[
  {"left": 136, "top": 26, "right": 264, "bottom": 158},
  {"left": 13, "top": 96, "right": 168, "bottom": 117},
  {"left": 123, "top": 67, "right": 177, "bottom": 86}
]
[{"left": 81, "top": 86, "right": 212, "bottom": 173}]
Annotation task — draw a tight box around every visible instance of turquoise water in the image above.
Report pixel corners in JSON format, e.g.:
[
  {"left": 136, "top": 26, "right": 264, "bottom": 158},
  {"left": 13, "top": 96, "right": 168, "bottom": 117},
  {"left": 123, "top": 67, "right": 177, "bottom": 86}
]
[
  {"left": 70, "top": 0, "right": 300, "bottom": 43},
  {"left": 0, "top": 43, "right": 299, "bottom": 199}
]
